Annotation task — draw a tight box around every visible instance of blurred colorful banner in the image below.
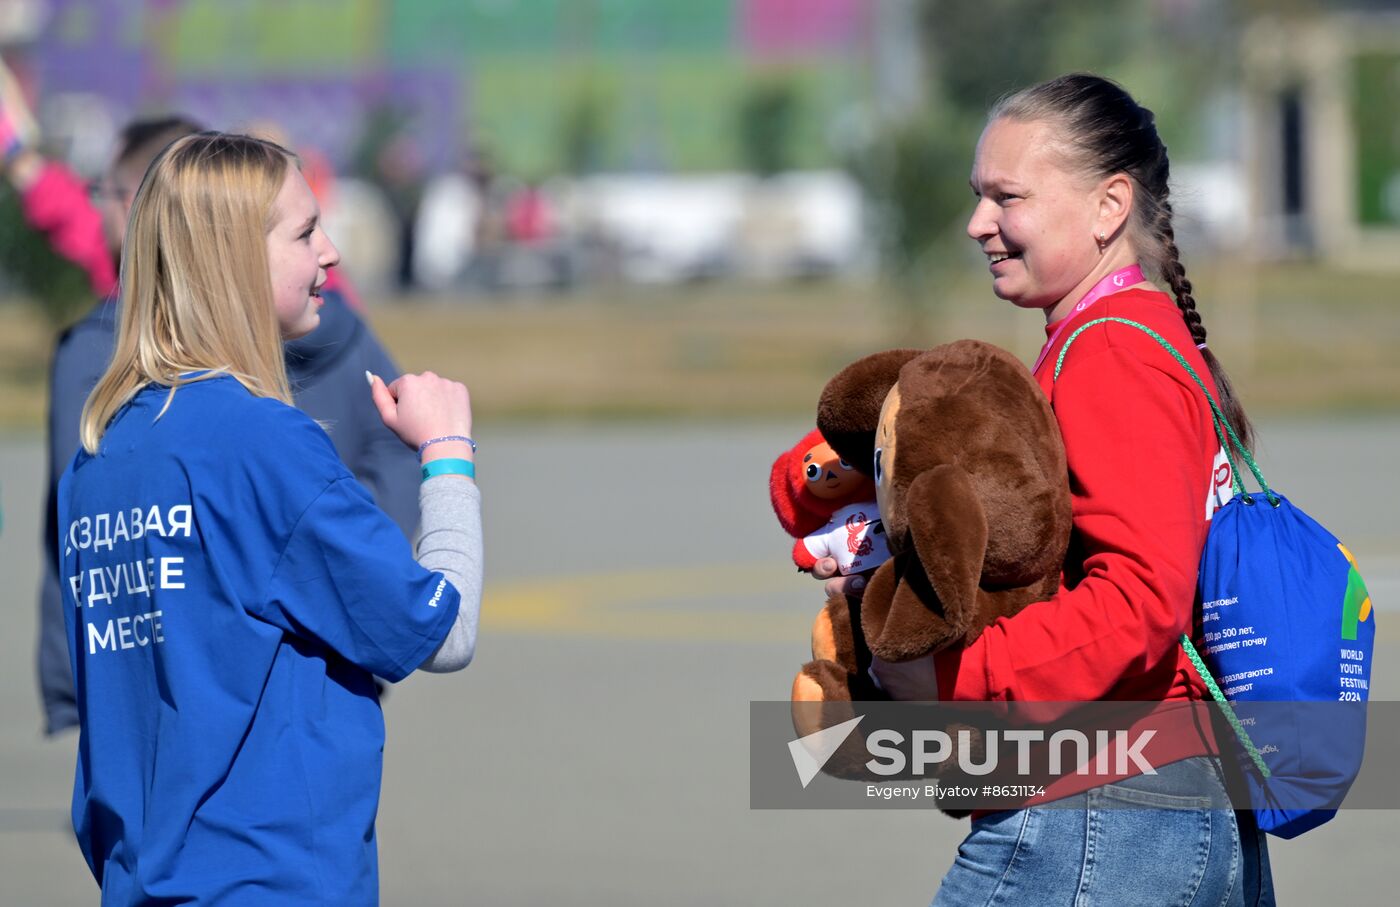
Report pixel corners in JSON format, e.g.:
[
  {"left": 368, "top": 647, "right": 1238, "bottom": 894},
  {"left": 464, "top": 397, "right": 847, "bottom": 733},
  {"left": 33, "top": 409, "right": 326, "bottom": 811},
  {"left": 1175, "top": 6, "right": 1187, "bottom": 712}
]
[{"left": 29, "top": 0, "right": 872, "bottom": 174}]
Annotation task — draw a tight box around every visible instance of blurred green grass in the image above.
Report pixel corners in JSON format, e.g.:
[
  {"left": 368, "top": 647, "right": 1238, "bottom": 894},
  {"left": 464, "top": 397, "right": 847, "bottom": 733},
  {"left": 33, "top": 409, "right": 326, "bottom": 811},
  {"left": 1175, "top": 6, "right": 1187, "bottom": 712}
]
[{"left": 2, "top": 262, "right": 1397, "bottom": 431}]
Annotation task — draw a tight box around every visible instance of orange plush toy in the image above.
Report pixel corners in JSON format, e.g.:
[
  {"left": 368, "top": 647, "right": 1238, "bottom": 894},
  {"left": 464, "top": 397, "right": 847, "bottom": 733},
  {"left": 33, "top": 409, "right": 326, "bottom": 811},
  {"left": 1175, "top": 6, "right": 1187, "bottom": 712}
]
[{"left": 769, "top": 428, "right": 892, "bottom": 576}]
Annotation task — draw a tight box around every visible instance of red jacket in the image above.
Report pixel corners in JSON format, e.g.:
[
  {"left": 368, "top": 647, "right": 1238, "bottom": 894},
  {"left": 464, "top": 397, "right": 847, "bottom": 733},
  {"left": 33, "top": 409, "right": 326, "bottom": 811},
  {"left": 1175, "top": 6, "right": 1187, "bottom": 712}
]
[
  {"left": 20, "top": 160, "right": 117, "bottom": 298},
  {"left": 934, "top": 288, "right": 1228, "bottom": 707}
]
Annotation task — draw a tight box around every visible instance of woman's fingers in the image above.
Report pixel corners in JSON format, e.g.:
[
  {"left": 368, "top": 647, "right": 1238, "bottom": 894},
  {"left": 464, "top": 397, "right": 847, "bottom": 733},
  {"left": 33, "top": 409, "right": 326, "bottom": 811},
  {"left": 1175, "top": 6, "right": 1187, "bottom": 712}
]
[
  {"left": 366, "top": 372, "right": 398, "bottom": 430},
  {"left": 370, "top": 371, "right": 473, "bottom": 450},
  {"left": 812, "top": 557, "right": 865, "bottom": 599},
  {"left": 824, "top": 573, "right": 865, "bottom": 600}
]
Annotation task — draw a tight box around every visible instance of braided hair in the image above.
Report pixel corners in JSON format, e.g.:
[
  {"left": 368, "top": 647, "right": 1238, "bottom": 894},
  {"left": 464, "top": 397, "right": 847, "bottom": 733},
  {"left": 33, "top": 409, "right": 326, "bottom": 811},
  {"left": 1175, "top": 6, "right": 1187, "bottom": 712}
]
[{"left": 991, "top": 73, "right": 1253, "bottom": 449}]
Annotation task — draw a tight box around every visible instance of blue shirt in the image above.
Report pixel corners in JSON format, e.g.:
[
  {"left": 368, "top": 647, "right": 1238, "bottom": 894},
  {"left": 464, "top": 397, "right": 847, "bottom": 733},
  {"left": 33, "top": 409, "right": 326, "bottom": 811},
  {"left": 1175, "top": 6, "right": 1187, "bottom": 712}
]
[
  {"left": 40, "top": 292, "right": 419, "bottom": 737},
  {"left": 58, "top": 374, "right": 460, "bottom": 905}
]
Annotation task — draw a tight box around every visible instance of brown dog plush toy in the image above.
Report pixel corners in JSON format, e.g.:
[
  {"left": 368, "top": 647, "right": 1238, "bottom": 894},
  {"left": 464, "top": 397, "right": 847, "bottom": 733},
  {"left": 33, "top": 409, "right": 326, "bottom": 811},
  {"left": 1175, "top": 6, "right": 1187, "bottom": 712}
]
[{"left": 790, "top": 340, "right": 1072, "bottom": 774}]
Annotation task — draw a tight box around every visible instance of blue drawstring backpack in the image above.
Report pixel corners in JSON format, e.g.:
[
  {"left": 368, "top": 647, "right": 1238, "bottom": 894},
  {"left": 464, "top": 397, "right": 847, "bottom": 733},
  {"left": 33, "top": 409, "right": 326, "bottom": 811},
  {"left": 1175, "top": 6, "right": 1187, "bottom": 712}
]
[{"left": 1057, "top": 318, "right": 1375, "bottom": 838}]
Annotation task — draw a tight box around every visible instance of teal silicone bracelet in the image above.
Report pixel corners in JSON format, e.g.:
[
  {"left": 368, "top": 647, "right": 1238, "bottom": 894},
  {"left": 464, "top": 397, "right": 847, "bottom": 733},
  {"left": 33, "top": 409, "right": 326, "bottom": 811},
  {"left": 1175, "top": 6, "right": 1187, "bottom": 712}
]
[{"left": 421, "top": 457, "right": 475, "bottom": 481}]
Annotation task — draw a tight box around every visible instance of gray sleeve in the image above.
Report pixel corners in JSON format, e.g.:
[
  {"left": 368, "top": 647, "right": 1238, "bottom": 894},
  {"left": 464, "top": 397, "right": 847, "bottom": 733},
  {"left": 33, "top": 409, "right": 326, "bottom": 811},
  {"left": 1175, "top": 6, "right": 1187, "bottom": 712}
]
[{"left": 414, "top": 475, "right": 482, "bottom": 673}]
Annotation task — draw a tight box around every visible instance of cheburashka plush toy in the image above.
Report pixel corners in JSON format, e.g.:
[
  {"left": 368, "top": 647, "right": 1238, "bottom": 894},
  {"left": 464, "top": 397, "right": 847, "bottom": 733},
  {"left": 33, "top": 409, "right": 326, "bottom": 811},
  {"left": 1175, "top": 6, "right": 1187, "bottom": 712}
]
[
  {"left": 789, "top": 340, "right": 1072, "bottom": 775},
  {"left": 769, "top": 428, "right": 892, "bottom": 577}
]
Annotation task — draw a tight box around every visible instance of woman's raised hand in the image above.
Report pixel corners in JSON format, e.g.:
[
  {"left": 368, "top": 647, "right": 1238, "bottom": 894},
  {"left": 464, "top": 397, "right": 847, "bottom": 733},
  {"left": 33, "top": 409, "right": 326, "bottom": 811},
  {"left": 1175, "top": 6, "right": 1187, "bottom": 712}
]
[{"left": 367, "top": 371, "right": 472, "bottom": 454}]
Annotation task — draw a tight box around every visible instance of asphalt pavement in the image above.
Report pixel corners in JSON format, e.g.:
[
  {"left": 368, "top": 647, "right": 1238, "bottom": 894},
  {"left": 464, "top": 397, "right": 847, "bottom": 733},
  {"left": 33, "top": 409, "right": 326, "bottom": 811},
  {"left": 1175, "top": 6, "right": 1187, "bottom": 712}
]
[{"left": 1, "top": 417, "right": 1396, "bottom": 905}]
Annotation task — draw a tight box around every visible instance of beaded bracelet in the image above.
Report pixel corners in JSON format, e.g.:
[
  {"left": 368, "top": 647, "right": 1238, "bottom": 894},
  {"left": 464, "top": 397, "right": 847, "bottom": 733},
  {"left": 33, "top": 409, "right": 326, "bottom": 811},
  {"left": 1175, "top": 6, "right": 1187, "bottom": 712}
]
[
  {"left": 421, "top": 457, "right": 475, "bottom": 481},
  {"left": 418, "top": 435, "right": 477, "bottom": 456}
]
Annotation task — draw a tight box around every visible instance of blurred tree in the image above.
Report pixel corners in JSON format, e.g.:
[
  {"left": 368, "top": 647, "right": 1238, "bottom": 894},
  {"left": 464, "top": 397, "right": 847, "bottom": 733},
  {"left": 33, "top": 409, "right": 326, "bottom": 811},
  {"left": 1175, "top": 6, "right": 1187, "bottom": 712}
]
[
  {"left": 0, "top": 184, "right": 97, "bottom": 326},
  {"left": 843, "top": 0, "right": 1071, "bottom": 334},
  {"left": 917, "top": 0, "right": 1060, "bottom": 117},
  {"left": 348, "top": 103, "right": 415, "bottom": 182},
  {"left": 846, "top": 109, "right": 978, "bottom": 331},
  {"left": 560, "top": 87, "right": 610, "bottom": 175},
  {"left": 737, "top": 78, "right": 800, "bottom": 178},
  {"left": 852, "top": 0, "right": 1238, "bottom": 334}
]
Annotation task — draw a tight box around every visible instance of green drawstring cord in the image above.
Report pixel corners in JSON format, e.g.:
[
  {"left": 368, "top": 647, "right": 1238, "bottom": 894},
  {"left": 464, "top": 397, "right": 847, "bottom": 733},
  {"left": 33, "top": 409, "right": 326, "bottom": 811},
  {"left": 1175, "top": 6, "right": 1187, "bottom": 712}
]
[
  {"left": 1054, "top": 317, "right": 1274, "bottom": 780},
  {"left": 1055, "top": 317, "right": 1278, "bottom": 507},
  {"left": 1180, "top": 634, "right": 1272, "bottom": 779}
]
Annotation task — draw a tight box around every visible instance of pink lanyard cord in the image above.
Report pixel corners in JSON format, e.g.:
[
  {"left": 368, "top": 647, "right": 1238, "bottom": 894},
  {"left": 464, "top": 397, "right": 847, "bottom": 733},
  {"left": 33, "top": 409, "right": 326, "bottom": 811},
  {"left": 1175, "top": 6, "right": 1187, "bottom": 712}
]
[{"left": 1031, "top": 264, "right": 1145, "bottom": 376}]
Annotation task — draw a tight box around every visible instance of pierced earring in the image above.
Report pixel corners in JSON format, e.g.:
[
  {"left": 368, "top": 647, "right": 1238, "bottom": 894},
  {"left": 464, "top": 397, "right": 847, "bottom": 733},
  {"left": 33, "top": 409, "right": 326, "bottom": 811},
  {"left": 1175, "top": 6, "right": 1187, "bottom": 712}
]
[{"left": 1096, "top": 232, "right": 1108, "bottom": 252}]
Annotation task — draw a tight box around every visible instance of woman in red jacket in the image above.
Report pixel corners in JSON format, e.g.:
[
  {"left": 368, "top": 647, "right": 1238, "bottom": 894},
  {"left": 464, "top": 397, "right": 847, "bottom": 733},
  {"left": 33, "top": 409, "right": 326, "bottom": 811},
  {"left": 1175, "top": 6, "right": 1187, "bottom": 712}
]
[{"left": 818, "top": 74, "right": 1275, "bottom": 905}]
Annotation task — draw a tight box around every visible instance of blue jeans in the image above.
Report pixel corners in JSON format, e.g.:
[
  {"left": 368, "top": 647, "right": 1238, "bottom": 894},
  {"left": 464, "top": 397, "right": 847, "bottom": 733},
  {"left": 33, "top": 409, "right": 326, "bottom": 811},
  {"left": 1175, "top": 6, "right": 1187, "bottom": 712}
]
[{"left": 932, "top": 757, "right": 1274, "bottom": 906}]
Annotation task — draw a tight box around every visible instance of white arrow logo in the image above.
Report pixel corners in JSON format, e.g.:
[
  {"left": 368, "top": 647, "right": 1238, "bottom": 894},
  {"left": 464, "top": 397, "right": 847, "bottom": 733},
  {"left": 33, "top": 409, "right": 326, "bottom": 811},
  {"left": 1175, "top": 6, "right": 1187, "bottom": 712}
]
[{"left": 787, "top": 715, "right": 864, "bottom": 788}]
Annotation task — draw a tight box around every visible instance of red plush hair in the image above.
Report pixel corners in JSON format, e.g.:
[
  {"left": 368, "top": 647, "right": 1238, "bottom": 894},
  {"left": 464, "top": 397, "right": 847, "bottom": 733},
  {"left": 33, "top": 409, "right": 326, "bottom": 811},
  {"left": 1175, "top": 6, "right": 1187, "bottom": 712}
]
[{"left": 769, "top": 428, "right": 834, "bottom": 538}]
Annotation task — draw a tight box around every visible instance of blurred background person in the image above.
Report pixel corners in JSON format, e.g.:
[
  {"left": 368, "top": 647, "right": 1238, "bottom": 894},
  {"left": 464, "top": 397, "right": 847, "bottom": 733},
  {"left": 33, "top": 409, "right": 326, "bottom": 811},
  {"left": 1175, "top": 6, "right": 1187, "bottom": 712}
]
[
  {"left": 412, "top": 148, "right": 483, "bottom": 292},
  {"left": 0, "top": 61, "right": 418, "bottom": 738},
  {"left": 374, "top": 131, "right": 427, "bottom": 292},
  {"left": 1, "top": 91, "right": 203, "bottom": 738}
]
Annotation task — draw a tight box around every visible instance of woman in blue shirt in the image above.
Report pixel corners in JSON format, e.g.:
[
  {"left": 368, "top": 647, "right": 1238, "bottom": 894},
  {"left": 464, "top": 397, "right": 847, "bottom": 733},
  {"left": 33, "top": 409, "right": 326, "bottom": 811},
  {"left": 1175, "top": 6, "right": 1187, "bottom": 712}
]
[{"left": 60, "top": 132, "right": 482, "bottom": 905}]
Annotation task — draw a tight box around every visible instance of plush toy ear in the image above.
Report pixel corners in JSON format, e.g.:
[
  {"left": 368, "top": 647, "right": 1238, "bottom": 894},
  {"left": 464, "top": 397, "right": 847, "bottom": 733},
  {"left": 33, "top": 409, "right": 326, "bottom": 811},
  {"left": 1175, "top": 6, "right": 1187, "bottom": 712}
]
[
  {"left": 862, "top": 464, "right": 988, "bottom": 662},
  {"left": 905, "top": 465, "right": 988, "bottom": 639},
  {"left": 817, "top": 349, "right": 922, "bottom": 476}
]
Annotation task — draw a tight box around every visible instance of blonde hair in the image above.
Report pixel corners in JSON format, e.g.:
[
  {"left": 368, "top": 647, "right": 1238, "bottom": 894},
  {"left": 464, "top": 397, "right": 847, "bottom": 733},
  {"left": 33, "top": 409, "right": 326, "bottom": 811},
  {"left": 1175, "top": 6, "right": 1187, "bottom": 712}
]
[{"left": 80, "top": 132, "right": 299, "bottom": 453}]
